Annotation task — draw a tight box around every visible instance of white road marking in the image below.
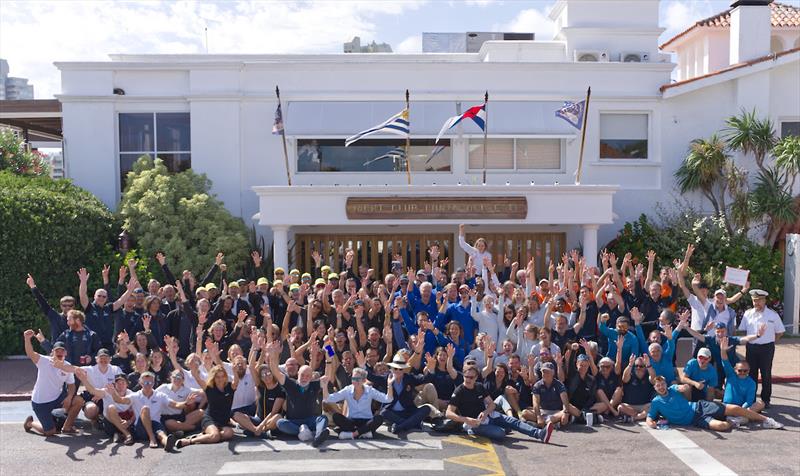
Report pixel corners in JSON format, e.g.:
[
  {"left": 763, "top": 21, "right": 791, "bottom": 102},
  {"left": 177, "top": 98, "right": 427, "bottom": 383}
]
[
  {"left": 217, "top": 458, "right": 444, "bottom": 474},
  {"left": 641, "top": 424, "right": 737, "bottom": 476},
  {"left": 234, "top": 438, "right": 442, "bottom": 452}
]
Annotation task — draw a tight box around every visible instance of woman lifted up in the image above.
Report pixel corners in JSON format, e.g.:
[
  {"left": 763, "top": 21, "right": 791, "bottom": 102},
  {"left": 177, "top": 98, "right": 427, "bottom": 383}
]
[{"left": 459, "top": 224, "right": 492, "bottom": 275}]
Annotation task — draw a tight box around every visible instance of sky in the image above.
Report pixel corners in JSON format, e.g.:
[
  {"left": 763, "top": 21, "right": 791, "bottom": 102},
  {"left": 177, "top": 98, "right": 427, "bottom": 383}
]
[{"left": 1, "top": 0, "right": 796, "bottom": 99}]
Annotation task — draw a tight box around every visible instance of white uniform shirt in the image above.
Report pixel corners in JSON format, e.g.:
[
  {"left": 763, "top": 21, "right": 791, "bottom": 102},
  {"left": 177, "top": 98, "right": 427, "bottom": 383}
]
[
  {"left": 156, "top": 383, "right": 192, "bottom": 416},
  {"left": 231, "top": 372, "right": 257, "bottom": 410},
  {"left": 101, "top": 389, "right": 133, "bottom": 418},
  {"left": 130, "top": 390, "right": 170, "bottom": 423},
  {"left": 31, "top": 356, "right": 75, "bottom": 404},
  {"left": 83, "top": 364, "right": 122, "bottom": 389},
  {"left": 738, "top": 307, "right": 785, "bottom": 345}
]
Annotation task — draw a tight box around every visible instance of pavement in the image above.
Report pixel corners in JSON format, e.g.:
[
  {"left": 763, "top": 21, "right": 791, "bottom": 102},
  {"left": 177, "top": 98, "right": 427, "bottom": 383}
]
[
  {"left": 0, "top": 384, "right": 798, "bottom": 476},
  {"left": 3, "top": 338, "right": 799, "bottom": 400}
]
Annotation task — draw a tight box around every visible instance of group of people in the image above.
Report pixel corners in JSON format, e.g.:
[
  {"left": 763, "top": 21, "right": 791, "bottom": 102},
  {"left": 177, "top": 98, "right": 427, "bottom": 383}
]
[{"left": 21, "top": 229, "right": 786, "bottom": 452}]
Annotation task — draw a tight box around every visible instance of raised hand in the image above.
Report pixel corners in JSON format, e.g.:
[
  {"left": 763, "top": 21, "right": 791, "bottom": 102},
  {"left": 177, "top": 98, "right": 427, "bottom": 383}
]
[
  {"left": 215, "top": 252, "right": 224, "bottom": 266},
  {"left": 251, "top": 250, "right": 262, "bottom": 267},
  {"left": 35, "top": 329, "right": 46, "bottom": 343},
  {"left": 757, "top": 322, "right": 767, "bottom": 337},
  {"left": 127, "top": 258, "right": 137, "bottom": 270},
  {"left": 446, "top": 343, "right": 455, "bottom": 359},
  {"left": 310, "top": 250, "right": 321, "bottom": 267},
  {"left": 77, "top": 267, "right": 89, "bottom": 283},
  {"left": 23, "top": 329, "right": 34, "bottom": 340},
  {"left": 26, "top": 274, "right": 35, "bottom": 289},
  {"left": 237, "top": 310, "right": 248, "bottom": 324},
  {"left": 102, "top": 264, "right": 111, "bottom": 282},
  {"left": 142, "top": 314, "right": 151, "bottom": 330},
  {"left": 156, "top": 252, "right": 166, "bottom": 266},
  {"left": 719, "top": 336, "right": 729, "bottom": 353},
  {"left": 382, "top": 326, "right": 392, "bottom": 344},
  {"left": 630, "top": 307, "right": 642, "bottom": 325},
  {"left": 354, "top": 350, "right": 366, "bottom": 368},
  {"left": 424, "top": 352, "right": 436, "bottom": 368},
  {"left": 646, "top": 250, "right": 656, "bottom": 262}
]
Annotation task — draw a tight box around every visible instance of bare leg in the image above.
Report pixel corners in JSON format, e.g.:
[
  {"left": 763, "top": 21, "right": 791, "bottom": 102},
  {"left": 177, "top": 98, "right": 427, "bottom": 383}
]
[
  {"left": 25, "top": 416, "right": 58, "bottom": 437},
  {"left": 749, "top": 401, "right": 765, "bottom": 413},
  {"left": 220, "top": 427, "right": 235, "bottom": 441},
  {"left": 520, "top": 409, "right": 537, "bottom": 424},
  {"left": 62, "top": 396, "right": 85, "bottom": 432},
  {"left": 707, "top": 419, "right": 732, "bottom": 432},
  {"left": 609, "top": 388, "right": 624, "bottom": 415},
  {"left": 83, "top": 402, "right": 100, "bottom": 421},
  {"left": 139, "top": 406, "right": 157, "bottom": 447},
  {"left": 106, "top": 405, "right": 132, "bottom": 438},
  {"left": 233, "top": 412, "right": 261, "bottom": 436},
  {"left": 180, "top": 424, "right": 221, "bottom": 446},
  {"left": 725, "top": 404, "right": 766, "bottom": 423}
]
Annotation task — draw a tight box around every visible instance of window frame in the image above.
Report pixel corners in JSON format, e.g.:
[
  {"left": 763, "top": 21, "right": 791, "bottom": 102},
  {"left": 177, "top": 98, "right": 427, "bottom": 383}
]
[
  {"left": 779, "top": 118, "right": 800, "bottom": 138},
  {"left": 597, "top": 111, "right": 652, "bottom": 162},
  {"left": 116, "top": 111, "right": 191, "bottom": 194},
  {"left": 291, "top": 135, "right": 454, "bottom": 174},
  {"left": 465, "top": 135, "right": 567, "bottom": 173}
]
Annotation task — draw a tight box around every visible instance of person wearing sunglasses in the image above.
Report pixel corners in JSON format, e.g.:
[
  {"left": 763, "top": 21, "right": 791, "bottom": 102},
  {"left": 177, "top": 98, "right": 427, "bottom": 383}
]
[
  {"left": 157, "top": 370, "right": 204, "bottom": 435},
  {"left": 322, "top": 367, "right": 393, "bottom": 439},
  {"left": 617, "top": 354, "right": 656, "bottom": 423},
  {"left": 718, "top": 336, "right": 776, "bottom": 428}
]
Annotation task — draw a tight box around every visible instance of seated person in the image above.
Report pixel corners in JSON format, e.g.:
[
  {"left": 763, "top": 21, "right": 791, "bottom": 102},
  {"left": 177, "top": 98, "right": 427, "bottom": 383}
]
[
  {"left": 646, "top": 376, "right": 782, "bottom": 431},
  {"left": 531, "top": 362, "right": 570, "bottom": 428},
  {"left": 618, "top": 354, "right": 656, "bottom": 422},
  {"left": 719, "top": 336, "right": 765, "bottom": 424},
  {"left": 322, "top": 367, "right": 393, "bottom": 439},
  {"left": 680, "top": 348, "right": 719, "bottom": 401}
]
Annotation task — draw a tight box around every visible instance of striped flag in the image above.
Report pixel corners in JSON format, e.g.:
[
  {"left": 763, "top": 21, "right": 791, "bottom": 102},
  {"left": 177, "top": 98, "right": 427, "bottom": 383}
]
[
  {"left": 555, "top": 101, "right": 585, "bottom": 130},
  {"left": 346, "top": 109, "right": 410, "bottom": 147},
  {"left": 363, "top": 147, "right": 406, "bottom": 166},
  {"left": 435, "top": 103, "right": 486, "bottom": 143},
  {"left": 272, "top": 103, "right": 284, "bottom": 135},
  {"left": 424, "top": 144, "right": 446, "bottom": 164}
]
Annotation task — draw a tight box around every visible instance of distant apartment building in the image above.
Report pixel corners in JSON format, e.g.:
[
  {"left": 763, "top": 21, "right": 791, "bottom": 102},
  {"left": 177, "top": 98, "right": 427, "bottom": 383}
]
[
  {"left": 0, "top": 59, "right": 34, "bottom": 100},
  {"left": 343, "top": 37, "right": 393, "bottom": 53}
]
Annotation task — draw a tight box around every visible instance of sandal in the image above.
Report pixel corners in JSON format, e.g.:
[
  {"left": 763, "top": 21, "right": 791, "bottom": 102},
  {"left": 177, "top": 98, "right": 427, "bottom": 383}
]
[
  {"left": 23, "top": 416, "right": 33, "bottom": 433},
  {"left": 149, "top": 441, "right": 159, "bottom": 449},
  {"left": 61, "top": 427, "right": 78, "bottom": 434},
  {"left": 123, "top": 434, "right": 134, "bottom": 446}
]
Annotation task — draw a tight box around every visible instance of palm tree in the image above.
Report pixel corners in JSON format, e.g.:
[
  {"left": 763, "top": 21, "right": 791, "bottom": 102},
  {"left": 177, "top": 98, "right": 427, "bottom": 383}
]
[
  {"left": 751, "top": 167, "right": 799, "bottom": 247},
  {"left": 674, "top": 134, "right": 734, "bottom": 235},
  {"left": 723, "top": 109, "right": 776, "bottom": 174},
  {"left": 773, "top": 134, "right": 800, "bottom": 192}
]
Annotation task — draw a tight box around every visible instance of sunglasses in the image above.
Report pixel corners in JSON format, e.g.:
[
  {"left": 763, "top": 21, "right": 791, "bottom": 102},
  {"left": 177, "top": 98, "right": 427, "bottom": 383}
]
[
  {"left": 463, "top": 375, "right": 477, "bottom": 380},
  {"left": 698, "top": 356, "right": 710, "bottom": 361},
  {"left": 351, "top": 376, "right": 365, "bottom": 382},
  {"left": 634, "top": 365, "right": 646, "bottom": 368},
  {"left": 735, "top": 368, "right": 749, "bottom": 373},
  {"left": 141, "top": 380, "right": 154, "bottom": 386}
]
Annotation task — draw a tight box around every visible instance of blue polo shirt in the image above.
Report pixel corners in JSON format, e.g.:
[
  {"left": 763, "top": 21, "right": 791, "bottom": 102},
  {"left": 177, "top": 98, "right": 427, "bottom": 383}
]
[
  {"left": 648, "top": 385, "right": 696, "bottom": 425},
  {"left": 599, "top": 322, "right": 638, "bottom": 363},
  {"left": 722, "top": 360, "right": 756, "bottom": 408},
  {"left": 683, "top": 358, "right": 718, "bottom": 389},
  {"left": 636, "top": 327, "right": 679, "bottom": 381},
  {"left": 532, "top": 378, "right": 566, "bottom": 411},
  {"left": 442, "top": 301, "right": 476, "bottom": 346}
]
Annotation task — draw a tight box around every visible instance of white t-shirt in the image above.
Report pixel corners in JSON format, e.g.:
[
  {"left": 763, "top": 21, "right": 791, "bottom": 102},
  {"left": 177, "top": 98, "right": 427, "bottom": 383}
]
[
  {"left": 83, "top": 364, "right": 122, "bottom": 390},
  {"left": 530, "top": 342, "right": 560, "bottom": 358},
  {"left": 738, "top": 307, "right": 785, "bottom": 345},
  {"left": 687, "top": 294, "right": 713, "bottom": 331},
  {"left": 101, "top": 389, "right": 133, "bottom": 418},
  {"left": 129, "top": 390, "right": 171, "bottom": 423},
  {"left": 181, "top": 369, "right": 203, "bottom": 391},
  {"left": 156, "top": 383, "right": 192, "bottom": 416},
  {"left": 32, "top": 356, "right": 75, "bottom": 404},
  {"left": 231, "top": 371, "right": 257, "bottom": 410}
]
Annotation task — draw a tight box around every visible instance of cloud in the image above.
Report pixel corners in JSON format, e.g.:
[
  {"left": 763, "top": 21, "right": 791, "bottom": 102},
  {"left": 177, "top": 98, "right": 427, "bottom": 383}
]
[
  {"left": 0, "top": 0, "right": 426, "bottom": 98},
  {"left": 501, "top": 4, "right": 555, "bottom": 40},
  {"left": 396, "top": 35, "right": 422, "bottom": 53}
]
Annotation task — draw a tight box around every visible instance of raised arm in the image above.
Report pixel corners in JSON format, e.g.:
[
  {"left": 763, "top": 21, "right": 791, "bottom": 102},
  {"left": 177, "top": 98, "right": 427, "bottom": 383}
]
[
  {"left": 113, "top": 277, "right": 137, "bottom": 311},
  {"left": 76, "top": 268, "right": 91, "bottom": 309},
  {"left": 267, "top": 341, "right": 286, "bottom": 386},
  {"left": 457, "top": 224, "right": 478, "bottom": 255},
  {"left": 23, "top": 330, "right": 40, "bottom": 365}
]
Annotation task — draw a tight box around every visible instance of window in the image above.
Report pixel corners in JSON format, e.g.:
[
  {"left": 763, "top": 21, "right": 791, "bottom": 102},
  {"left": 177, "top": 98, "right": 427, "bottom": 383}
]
[
  {"left": 468, "top": 138, "right": 562, "bottom": 170},
  {"left": 780, "top": 121, "right": 800, "bottom": 138},
  {"left": 600, "top": 113, "right": 648, "bottom": 159},
  {"left": 119, "top": 112, "right": 191, "bottom": 187},
  {"left": 296, "top": 139, "right": 451, "bottom": 172}
]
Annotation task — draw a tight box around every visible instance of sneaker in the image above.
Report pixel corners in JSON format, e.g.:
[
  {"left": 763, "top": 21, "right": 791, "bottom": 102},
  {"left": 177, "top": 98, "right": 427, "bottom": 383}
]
[
  {"left": 387, "top": 423, "right": 398, "bottom": 435},
  {"left": 595, "top": 414, "right": 604, "bottom": 425},
  {"left": 23, "top": 416, "right": 33, "bottom": 433},
  {"left": 761, "top": 417, "right": 784, "bottom": 430},
  {"left": 360, "top": 432, "right": 374, "bottom": 439},
  {"left": 164, "top": 433, "right": 177, "bottom": 452},
  {"left": 298, "top": 424, "right": 313, "bottom": 442},
  {"left": 338, "top": 431, "right": 354, "bottom": 440},
  {"left": 312, "top": 428, "right": 330, "bottom": 448},
  {"left": 541, "top": 421, "right": 554, "bottom": 444}
]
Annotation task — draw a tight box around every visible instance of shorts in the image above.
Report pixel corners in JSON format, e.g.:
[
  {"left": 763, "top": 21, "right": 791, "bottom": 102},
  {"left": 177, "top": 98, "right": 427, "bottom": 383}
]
[
  {"left": 79, "top": 392, "right": 104, "bottom": 412},
  {"left": 232, "top": 404, "right": 256, "bottom": 417},
  {"left": 160, "top": 413, "right": 186, "bottom": 426},
  {"left": 133, "top": 419, "right": 165, "bottom": 440},
  {"left": 540, "top": 408, "right": 562, "bottom": 419},
  {"left": 692, "top": 401, "right": 726, "bottom": 429},
  {"left": 31, "top": 389, "right": 67, "bottom": 432},
  {"left": 201, "top": 413, "right": 231, "bottom": 431}
]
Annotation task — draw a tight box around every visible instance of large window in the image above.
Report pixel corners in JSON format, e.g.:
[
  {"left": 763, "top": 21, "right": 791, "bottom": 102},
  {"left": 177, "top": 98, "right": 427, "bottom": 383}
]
[
  {"left": 119, "top": 113, "right": 191, "bottom": 187},
  {"left": 468, "top": 138, "right": 562, "bottom": 170},
  {"left": 296, "top": 139, "right": 451, "bottom": 172},
  {"left": 599, "top": 113, "right": 648, "bottom": 159},
  {"left": 781, "top": 121, "right": 800, "bottom": 138}
]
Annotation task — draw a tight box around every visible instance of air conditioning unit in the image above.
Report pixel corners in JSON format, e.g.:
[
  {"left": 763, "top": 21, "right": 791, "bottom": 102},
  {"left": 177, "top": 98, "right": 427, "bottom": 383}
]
[
  {"left": 619, "top": 51, "right": 650, "bottom": 62},
  {"left": 574, "top": 50, "right": 609, "bottom": 62}
]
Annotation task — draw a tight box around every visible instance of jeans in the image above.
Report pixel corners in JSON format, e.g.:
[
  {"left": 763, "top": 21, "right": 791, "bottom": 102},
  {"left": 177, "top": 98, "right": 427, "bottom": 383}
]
[
  {"left": 380, "top": 406, "right": 429, "bottom": 431},
  {"left": 468, "top": 413, "right": 545, "bottom": 441},
  {"left": 276, "top": 415, "right": 328, "bottom": 437},
  {"left": 332, "top": 413, "right": 384, "bottom": 435}
]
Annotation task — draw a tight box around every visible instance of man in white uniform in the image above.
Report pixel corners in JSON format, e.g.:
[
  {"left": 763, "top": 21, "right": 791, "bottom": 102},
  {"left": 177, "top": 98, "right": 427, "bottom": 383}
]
[{"left": 738, "top": 289, "right": 785, "bottom": 409}]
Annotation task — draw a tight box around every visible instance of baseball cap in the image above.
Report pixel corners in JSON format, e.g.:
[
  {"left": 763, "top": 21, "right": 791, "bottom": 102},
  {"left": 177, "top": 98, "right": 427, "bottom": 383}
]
[
  {"left": 273, "top": 280, "right": 283, "bottom": 286},
  {"left": 463, "top": 355, "right": 478, "bottom": 364},
  {"left": 576, "top": 353, "right": 590, "bottom": 362},
  {"left": 320, "top": 265, "right": 332, "bottom": 273},
  {"left": 289, "top": 284, "right": 300, "bottom": 292},
  {"left": 714, "top": 321, "right": 727, "bottom": 329},
  {"left": 714, "top": 289, "right": 727, "bottom": 297},
  {"left": 274, "top": 267, "right": 285, "bottom": 274},
  {"left": 328, "top": 274, "right": 339, "bottom": 281},
  {"left": 301, "top": 273, "right": 312, "bottom": 279},
  {"left": 140, "top": 371, "right": 156, "bottom": 379},
  {"left": 541, "top": 362, "right": 555, "bottom": 372},
  {"left": 195, "top": 286, "right": 206, "bottom": 295},
  {"left": 749, "top": 289, "right": 768, "bottom": 298},
  {"left": 697, "top": 348, "right": 712, "bottom": 359},
  {"left": 236, "top": 279, "right": 247, "bottom": 287},
  {"left": 399, "top": 274, "right": 409, "bottom": 283},
  {"left": 205, "top": 283, "right": 217, "bottom": 291},
  {"left": 52, "top": 341, "right": 66, "bottom": 350},
  {"left": 416, "top": 270, "right": 426, "bottom": 276},
  {"left": 228, "top": 281, "right": 240, "bottom": 288},
  {"left": 354, "top": 299, "right": 364, "bottom": 306},
  {"left": 96, "top": 348, "right": 111, "bottom": 358},
  {"left": 314, "top": 278, "right": 326, "bottom": 286},
  {"left": 290, "top": 269, "right": 300, "bottom": 276},
  {"left": 257, "top": 277, "right": 269, "bottom": 286}
]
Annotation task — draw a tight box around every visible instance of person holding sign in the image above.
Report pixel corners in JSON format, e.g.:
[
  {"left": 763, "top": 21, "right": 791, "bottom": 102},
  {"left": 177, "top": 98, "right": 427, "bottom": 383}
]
[{"left": 738, "top": 289, "right": 785, "bottom": 409}]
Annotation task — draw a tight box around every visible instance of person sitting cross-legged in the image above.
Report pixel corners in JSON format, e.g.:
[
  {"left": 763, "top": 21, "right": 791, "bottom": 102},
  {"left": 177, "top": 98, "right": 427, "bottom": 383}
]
[
  {"left": 322, "top": 367, "right": 394, "bottom": 439},
  {"left": 445, "top": 364, "right": 554, "bottom": 443}
]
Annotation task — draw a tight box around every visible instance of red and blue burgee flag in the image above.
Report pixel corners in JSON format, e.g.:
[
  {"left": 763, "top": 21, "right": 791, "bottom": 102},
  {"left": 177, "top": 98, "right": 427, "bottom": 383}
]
[
  {"left": 555, "top": 100, "right": 585, "bottom": 130},
  {"left": 435, "top": 103, "right": 486, "bottom": 143}
]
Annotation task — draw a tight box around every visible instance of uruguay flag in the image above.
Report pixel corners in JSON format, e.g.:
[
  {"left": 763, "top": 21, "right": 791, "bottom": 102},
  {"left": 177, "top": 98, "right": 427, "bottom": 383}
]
[
  {"left": 346, "top": 109, "right": 410, "bottom": 147},
  {"left": 435, "top": 103, "right": 486, "bottom": 143}
]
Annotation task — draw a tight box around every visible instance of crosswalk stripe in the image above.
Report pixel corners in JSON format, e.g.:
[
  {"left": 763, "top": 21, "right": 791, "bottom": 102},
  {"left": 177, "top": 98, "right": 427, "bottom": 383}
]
[
  {"left": 234, "top": 438, "right": 443, "bottom": 452},
  {"left": 640, "top": 423, "right": 737, "bottom": 476},
  {"left": 217, "top": 458, "right": 445, "bottom": 474}
]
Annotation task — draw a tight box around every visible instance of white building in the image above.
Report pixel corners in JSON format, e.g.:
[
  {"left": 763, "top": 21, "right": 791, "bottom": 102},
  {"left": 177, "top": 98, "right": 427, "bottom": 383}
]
[{"left": 55, "top": 0, "right": 799, "bottom": 275}]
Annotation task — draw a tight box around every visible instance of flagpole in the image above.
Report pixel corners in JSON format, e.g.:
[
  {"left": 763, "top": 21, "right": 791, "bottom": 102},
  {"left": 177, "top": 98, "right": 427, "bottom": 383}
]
[
  {"left": 405, "top": 89, "right": 411, "bottom": 185},
  {"left": 575, "top": 86, "right": 591, "bottom": 185},
  {"left": 276, "top": 85, "right": 292, "bottom": 186},
  {"left": 482, "top": 91, "right": 489, "bottom": 185}
]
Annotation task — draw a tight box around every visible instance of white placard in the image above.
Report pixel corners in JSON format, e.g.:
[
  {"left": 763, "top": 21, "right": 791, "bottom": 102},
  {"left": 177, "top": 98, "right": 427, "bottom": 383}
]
[{"left": 723, "top": 266, "right": 749, "bottom": 287}]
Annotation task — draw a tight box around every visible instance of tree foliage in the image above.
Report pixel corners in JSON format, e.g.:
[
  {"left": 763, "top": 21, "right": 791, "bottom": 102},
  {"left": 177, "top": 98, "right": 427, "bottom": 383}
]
[
  {"left": 0, "top": 172, "right": 117, "bottom": 355},
  {"left": 0, "top": 128, "right": 50, "bottom": 176},
  {"left": 118, "top": 156, "right": 249, "bottom": 278}
]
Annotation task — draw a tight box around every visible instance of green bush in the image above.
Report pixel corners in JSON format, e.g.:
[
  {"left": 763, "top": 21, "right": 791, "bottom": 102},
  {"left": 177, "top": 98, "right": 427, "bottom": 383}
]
[
  {"left": 118, "top": 156, "right": 249, "bottom": 279},
  {"left": 606, "top": 203, "right": 783, "bottom": 316},
  {"left": 0, "top": 128, "right": 50, "bottom": 176},
  {"left": 0, "top": 172, "right": 118, "bottom": 355}
]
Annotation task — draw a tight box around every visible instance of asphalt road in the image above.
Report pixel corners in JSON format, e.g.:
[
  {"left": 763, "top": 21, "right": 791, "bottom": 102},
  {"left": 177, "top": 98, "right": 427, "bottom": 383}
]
[{"left": 1, "top": 383, "right": 799, "bottom": 476}]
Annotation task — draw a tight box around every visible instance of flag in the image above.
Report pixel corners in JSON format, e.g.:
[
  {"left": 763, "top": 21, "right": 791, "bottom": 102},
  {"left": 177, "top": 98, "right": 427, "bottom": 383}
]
[
  {"left": 272, "top": 103, "right": 284, "bottom": 135},
  {"left": 435, "top": 103, "right": 486, "bottom": 143},
  {"left": 363, "top": 147, "right": 406, "bottom": 166},
  {"left": 555, "top": 100, "right": 585, "bottom": 130},
  {"left": 424, "top": 144, "right": 446, "bottom": 164},
  {"left": 346, "top": 109, "right": 409, "bottom": 147}
]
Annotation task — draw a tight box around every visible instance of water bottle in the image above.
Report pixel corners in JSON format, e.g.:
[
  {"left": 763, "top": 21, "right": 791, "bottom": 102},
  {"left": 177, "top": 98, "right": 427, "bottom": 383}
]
[{"left": 656, "top": 418, "right": 669, "bottom": 430}]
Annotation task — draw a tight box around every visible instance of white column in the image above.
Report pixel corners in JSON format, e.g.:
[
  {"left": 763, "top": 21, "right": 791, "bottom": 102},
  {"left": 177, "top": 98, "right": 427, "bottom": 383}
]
[
  {"left": 272, "top": 225, "right": 290, "bottom": 272},
  {"left": 582, "top": 224, "right": 599, "bottom": 268}
]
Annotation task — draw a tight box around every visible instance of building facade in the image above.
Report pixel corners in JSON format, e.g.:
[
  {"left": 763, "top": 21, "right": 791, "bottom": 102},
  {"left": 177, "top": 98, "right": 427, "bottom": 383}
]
[{"left": 55, "top": 0, "right": 799, "bottom": 274}]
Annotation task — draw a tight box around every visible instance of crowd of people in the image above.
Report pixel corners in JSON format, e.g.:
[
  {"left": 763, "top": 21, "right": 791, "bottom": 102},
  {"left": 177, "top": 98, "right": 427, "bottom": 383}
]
[{"left": 21, "top": 228, "right": 786, "bottom": 452}]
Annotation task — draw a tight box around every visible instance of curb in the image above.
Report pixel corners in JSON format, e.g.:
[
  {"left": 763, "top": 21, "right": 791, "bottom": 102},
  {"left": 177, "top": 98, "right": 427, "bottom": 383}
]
[
  {"left": 0, "top": 394, "right": 32, "bottom": 402},
  {"left": 772, "top": 375, "right": 800, "bottom": 383}
]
